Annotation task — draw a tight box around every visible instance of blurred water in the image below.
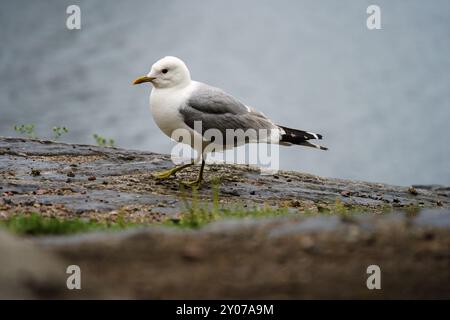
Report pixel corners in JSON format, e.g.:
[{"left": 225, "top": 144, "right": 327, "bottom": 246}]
[{"left": 1, "top": 0, "right": 449, "bottom": 186}]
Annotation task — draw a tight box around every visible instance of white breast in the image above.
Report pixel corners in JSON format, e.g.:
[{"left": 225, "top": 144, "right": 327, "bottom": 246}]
[
  {"left": 149, "top": 83, "right": 206, "bottom": 154},
  {"left": 149, "top": 86, "right": 188, "bottom": 138}
]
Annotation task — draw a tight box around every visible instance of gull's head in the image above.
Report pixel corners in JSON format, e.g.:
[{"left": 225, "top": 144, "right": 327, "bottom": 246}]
[{"left": 133, "top": 56, "right": 191, "bottom": 89}]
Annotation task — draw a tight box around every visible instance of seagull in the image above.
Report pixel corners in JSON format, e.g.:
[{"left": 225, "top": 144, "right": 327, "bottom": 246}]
[{"left": 133, "top": 56, "right": 327, "bottom": 186}]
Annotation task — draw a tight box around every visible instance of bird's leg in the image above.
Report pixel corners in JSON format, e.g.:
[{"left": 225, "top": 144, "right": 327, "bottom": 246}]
[
  {"left": 153, "top": 162, "right": 194, "bottom": 180},
  {"left": 181, "top": 158, "right": 206, "bottom": 187}
]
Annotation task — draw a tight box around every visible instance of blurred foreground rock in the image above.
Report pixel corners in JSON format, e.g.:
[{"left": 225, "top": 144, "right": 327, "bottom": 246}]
[
  {"left": 0, "top": 230, "right": 65, "bottom": 299},
  {"left": 0, "top": 209, "right": 448, "bottom": 299}
]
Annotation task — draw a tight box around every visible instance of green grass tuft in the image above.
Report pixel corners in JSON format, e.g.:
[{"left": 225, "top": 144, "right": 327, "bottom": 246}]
[
  {"left": 165, "top": 183, "right": 290, "bottom": 229},
  {"left": 0, "top": 213, "right": 138, "bottom": 236}
]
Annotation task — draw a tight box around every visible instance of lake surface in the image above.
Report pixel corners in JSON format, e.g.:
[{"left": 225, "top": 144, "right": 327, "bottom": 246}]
[{"left": 1, "top": 0, "right": 449, "bottom": 186}]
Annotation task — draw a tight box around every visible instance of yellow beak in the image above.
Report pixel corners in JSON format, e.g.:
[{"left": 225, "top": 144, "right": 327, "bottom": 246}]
[{"left": 132, "top": 76, "right": 155, "bottom": 85}]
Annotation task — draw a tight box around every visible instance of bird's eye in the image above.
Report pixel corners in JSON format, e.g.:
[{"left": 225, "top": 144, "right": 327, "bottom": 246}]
[{"left": 161, "top": 69, "right": 168, "bottom": 74}]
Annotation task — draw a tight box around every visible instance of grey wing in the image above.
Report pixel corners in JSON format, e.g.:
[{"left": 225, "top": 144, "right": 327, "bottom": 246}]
[{"left": 179, "top": 83, "right": 278, "bottom": 137}]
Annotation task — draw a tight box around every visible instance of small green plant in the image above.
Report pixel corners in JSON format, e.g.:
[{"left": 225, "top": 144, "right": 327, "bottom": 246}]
[
  {"left": 93, "top": 134, "right": 115, "bottom": 147},
  {"left": 52, "top": 126, "right": 69, "bottom": 140},
  {"left": 166, "top": 183, "right": 289, "bottom": 229},
  {"left": 312, "top": 198, "right": 393, "bottom": 217},
  {"left": 13, "top": 124, "right": 36, "bottom": 138},
  {"left": 0, "top": 213, "right": 139, "bottom": 236},
  {"left": 334, "top": 198, "right": 349, "bottom": 216}
]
